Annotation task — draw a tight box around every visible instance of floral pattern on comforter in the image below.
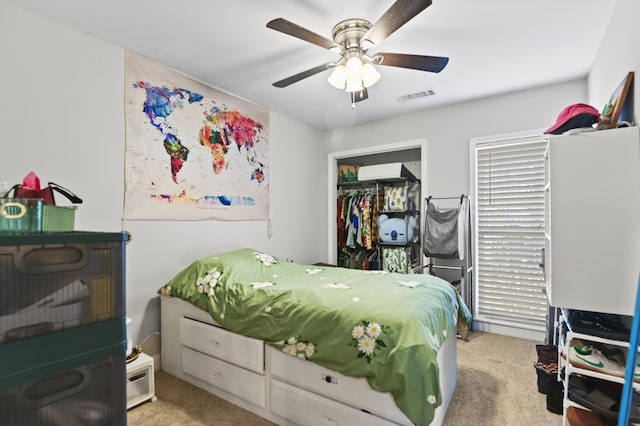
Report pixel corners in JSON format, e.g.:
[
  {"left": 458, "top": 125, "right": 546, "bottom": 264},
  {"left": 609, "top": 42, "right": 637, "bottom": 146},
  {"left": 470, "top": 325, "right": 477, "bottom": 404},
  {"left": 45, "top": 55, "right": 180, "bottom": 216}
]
[{"left": 159, "top": 248, "right": 471, "bottom": 426}]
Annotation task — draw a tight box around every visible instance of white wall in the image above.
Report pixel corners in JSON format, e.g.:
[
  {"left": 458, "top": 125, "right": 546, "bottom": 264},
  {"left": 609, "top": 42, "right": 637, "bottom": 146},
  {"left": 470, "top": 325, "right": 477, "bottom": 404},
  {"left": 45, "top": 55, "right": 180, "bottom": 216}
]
[
  {"left": 588, "top": 0, "right": 639, "bottom": 126},
  {"left": 0, "top": 1, "right": 124, "bottom": 230},
  {"left": 324, "top": 83, "right": 587, "bottom": 330},
  {"left": 325, "top": 79, "right": 588, "bottom": 200},
  {"left": 2, "top": 0, "right": 637, "bottom": 345},
  {"left": 0, "top": 1, "right": 327, "bottom": 345}
]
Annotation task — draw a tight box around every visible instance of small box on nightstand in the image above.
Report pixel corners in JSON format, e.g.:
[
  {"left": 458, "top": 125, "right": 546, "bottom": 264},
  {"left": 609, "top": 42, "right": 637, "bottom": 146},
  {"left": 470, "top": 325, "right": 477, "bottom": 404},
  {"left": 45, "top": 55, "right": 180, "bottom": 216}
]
[{"left": 126, "top": 352, "right": 157, "bottom": 409}]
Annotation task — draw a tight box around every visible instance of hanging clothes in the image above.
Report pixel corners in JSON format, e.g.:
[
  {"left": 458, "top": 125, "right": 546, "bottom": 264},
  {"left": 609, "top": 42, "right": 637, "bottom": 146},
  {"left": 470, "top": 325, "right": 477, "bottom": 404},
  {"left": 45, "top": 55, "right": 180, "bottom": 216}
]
[
  {"left": 336, "top": 187, "right": 379, "bottom": 268},
  {"left": 336, "top": 193, "right": 348, "bottom": 249}
]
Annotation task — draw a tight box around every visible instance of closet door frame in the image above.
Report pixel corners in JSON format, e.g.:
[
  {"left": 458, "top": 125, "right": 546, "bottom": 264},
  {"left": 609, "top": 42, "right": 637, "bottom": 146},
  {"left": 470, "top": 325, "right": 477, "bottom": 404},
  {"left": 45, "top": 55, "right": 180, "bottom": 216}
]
[{"left": 327, "top": 139, "right": 427, "bottom": 266}]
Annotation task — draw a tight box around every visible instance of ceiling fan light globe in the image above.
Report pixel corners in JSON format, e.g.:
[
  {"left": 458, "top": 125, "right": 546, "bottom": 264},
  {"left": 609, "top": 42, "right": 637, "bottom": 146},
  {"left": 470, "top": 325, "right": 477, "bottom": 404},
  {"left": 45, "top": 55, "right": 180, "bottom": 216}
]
[
  {"left": 327, "top": 65, "right": 347, "bottom": 90},
  {"left": 361, "top": 62, "right": 381, "bottom": 88},
  {"left": 361, "top": 39, "right": 375, "bottom": 50},
  {"left": 345, "top": 77, "right": 364, "bottom": 93},
  {"left": 345, "top": 56, "right": 363, "bottom": 80}
]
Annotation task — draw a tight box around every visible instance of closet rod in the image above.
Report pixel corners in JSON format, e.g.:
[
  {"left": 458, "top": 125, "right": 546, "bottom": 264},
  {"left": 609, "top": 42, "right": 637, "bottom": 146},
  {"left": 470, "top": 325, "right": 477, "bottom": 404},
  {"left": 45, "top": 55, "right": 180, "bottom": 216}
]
[{"left": 338, "top": 185, "right": 377, "bottom": 192}]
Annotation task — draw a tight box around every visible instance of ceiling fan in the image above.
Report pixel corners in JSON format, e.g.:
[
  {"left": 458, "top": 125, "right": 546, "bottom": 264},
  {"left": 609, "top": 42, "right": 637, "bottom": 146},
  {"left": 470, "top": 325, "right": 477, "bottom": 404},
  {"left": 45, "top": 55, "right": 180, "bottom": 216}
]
[{"left": 266, "top": 0, "right": 448, "bottom": 106}]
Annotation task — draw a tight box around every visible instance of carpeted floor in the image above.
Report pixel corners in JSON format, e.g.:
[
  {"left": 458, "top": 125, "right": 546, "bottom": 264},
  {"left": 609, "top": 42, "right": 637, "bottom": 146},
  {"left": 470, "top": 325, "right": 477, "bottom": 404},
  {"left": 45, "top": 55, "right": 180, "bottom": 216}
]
[
  {"left": 442, "top": 331, "right": 561, "bottom": 425},
  {"left": 127, "top": 331, "right": 563, "bottom": 425}
]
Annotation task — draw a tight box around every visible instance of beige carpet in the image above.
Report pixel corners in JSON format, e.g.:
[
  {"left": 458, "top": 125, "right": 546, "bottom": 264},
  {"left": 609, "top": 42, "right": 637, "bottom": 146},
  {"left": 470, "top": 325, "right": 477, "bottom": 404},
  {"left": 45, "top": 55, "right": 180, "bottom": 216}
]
[
  {"left": 128, "top": 331, "right": 562, "bottom": 425},
  {"left": 442, "top": 331, "right": 561, "bottom": 425}
]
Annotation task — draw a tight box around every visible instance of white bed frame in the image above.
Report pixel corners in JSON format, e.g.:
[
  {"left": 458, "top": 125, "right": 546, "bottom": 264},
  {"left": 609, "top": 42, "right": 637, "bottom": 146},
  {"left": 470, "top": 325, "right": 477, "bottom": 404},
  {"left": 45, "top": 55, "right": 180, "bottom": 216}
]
[{"left": 160, "top": 296, "right": 457, "bottom": 425}]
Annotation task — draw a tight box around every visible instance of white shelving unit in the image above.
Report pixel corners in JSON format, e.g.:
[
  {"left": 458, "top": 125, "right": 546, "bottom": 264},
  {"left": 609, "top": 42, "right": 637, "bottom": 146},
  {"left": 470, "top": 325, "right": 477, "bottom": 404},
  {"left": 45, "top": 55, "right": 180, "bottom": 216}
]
[
  {"left": 543, "top": 127, "right": 640, "bottom": 424},
  {"left": 557, "top": 310, "right": 640, "bottom": 425},
  {"left": 377, "top": 177, "right": 421, "bottom": 273}
]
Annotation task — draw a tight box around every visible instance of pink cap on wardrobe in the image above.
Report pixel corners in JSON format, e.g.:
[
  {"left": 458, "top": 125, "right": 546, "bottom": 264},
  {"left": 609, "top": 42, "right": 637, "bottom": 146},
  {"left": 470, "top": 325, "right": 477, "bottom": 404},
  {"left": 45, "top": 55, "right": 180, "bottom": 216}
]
[{"left": 544, "top": 103, "right": 600, "bottom": 134}]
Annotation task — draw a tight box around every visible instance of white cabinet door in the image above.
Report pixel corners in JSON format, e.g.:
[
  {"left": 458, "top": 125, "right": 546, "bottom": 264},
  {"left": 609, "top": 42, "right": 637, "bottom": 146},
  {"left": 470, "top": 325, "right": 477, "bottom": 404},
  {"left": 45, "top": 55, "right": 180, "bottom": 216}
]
[{"left": 546, "top": 127, "right": 640, "bottom": 315}]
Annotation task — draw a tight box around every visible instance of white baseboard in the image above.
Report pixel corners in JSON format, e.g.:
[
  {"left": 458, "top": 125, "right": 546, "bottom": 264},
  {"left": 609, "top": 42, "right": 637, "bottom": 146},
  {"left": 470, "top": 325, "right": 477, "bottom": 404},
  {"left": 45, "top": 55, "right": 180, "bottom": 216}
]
[
  {"left": 472, "top": 320, "right": 546, "bottom": 342},
  {"left": 140, "top": 332, "right": 162, "bottom": 372},
  {"left": 152, "top": 353, "right": 161, "bottom": 372}
]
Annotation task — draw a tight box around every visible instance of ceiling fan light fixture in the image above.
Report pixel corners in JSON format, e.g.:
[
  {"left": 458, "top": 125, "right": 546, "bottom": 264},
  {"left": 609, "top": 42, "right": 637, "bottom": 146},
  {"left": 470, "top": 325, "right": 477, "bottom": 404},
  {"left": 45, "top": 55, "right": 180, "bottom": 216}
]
[
  {"left": 267, "top": 1, "right": 449, "bottom": 104},
  {"left": 361, "top": 39, "right": 375, "bottom": 50},
  {"left": 361, "top": 62, "right": 381, "bottom": 88},
  {"left": 344, "top": 55, "right": 365, "bottom": 93},
  {"left": 345, "top": 77, "right": 364, "bottom": 93},
  {"left": 327, "top": 64, "right": 347, "bottom": 89},
  {"left": 345, "top": 56, "right": 363, "bottom": 79}
]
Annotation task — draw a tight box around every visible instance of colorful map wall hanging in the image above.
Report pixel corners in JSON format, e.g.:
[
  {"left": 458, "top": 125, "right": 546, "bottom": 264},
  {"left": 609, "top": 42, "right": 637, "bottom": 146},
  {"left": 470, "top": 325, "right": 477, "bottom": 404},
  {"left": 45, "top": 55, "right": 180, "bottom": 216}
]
[{"left": 124, "top": 51, "right": 269, "bottom": 220}]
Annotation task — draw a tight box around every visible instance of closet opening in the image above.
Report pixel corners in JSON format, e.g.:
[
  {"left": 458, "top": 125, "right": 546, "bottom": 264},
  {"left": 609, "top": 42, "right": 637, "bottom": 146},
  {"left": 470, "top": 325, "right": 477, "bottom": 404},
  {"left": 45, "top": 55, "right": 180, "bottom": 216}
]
[{"left": 327, "top": 139, "right": 427, "bottom": 265}]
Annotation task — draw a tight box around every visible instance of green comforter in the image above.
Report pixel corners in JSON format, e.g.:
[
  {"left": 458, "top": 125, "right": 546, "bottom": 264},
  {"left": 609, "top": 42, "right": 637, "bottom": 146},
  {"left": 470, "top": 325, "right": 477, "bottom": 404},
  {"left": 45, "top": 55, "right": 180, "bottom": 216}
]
[{"left": 159, "top": 248, "right": 471, "bottom": 425}]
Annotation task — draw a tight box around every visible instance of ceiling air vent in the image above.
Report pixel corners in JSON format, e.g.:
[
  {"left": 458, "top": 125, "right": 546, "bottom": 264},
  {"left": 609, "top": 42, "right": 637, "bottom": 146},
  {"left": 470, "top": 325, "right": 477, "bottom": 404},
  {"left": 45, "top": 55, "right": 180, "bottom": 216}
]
[{"left": 396, "top": 89, "right": 435, "bottom": 103}]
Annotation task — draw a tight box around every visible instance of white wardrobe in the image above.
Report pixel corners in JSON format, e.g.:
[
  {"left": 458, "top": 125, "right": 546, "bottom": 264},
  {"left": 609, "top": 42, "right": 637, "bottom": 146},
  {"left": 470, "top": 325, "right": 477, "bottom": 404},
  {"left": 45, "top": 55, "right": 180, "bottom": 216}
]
[{"left": 544, "top": 126, "right": 640, "bottom": 315}]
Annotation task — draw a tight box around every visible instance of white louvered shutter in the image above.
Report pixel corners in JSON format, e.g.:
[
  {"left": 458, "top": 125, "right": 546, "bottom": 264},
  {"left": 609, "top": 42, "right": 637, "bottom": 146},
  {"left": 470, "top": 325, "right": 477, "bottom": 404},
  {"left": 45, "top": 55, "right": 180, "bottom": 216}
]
[{"left": 474, "top": 138, "right": 548, "bottom": 330}]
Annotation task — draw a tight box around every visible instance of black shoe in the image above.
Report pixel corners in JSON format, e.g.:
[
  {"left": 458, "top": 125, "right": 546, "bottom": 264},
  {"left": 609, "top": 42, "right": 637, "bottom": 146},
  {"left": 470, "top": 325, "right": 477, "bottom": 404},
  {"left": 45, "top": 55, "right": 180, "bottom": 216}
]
[
  {"left": 568, "top": 375, "right": 640, "bottom": 423},
  {"left": 570, "top": 311, "right": 630, "bottom": 340}
]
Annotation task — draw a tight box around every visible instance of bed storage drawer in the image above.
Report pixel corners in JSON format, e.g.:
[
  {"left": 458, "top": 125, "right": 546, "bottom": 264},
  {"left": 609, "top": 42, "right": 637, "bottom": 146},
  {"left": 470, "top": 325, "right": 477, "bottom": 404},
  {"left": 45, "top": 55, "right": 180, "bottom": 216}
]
[
  {"left": 182, "top": 346, "right": 265, "bottom": 408},
  {"left": 270, "top": 379, "right": 395, "bottom": 426},
  {"left": 268, "top": 346, "right": 409, "bottom": 425},
  {"left": 179, "top": 317, "right": 264, "bottom": 373}
]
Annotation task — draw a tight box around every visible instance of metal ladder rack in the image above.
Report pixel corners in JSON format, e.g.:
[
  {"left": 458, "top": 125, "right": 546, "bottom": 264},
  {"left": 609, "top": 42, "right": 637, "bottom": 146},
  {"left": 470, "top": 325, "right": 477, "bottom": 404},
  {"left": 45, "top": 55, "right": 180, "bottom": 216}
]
[{"left": 422, "top": 194, "right": 473, "bottom": 311}]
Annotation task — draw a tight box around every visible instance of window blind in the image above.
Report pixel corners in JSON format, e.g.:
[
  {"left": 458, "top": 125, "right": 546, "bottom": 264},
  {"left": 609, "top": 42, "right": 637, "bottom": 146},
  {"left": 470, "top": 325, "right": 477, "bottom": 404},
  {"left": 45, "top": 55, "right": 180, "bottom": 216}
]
[{"left": 474, "top": 138, "right": 548, "bottom": 329}]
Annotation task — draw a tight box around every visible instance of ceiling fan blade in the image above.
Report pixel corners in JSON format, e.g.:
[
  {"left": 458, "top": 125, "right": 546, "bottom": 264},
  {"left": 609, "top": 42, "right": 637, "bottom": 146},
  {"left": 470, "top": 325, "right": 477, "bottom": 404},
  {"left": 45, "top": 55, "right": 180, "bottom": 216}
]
[
  {"left": 375, "top": 52, "right": 448, "bottom": 73},
  {"left": 351, "top": 88, "right": 369, "bottom": 103},
  {"left": 272, "top": 63, "right": 333, "bottom": 88},
  {"left": 267, "top": 18, "right": 339, "bottom": 51},
  {"left": 363, "top": 0, "right": 432, "bottom": 47}
]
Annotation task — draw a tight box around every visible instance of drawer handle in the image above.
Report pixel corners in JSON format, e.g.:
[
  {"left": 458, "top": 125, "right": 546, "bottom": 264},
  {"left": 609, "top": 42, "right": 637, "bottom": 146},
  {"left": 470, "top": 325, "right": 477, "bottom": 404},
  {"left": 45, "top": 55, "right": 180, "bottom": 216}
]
[
  {"left": 209, "top": 339, "right": 220, "bottom": 346},
  {"left": 15, "top": 366, "right": 91, "bottom": 410},
  {"left": 14, "top": 246, "right": 90, "bottom": 274},
  {"left": 209, "top": 370, "right": 222, "bottom": 380},
  {"left": 129, "top": 372, "right": 147, "bottom": 383},
  {"left": 322, "top": 373, "right": 337, "bottom": 385}
]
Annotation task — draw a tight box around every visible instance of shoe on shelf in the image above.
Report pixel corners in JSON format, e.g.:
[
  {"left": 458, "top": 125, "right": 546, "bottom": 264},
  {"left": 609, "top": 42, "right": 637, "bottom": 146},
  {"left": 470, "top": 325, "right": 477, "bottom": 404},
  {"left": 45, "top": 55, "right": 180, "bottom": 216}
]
[
  {"left": 567, "top": 342, "right": 626, "bottom": 378},
  {"left": 568, "top": 340, "right": 640, "bottom": 383},
  {"left": 569, "top": 310, "right": 630, "bottom": 340},
  {"left": 567, "top": 375, "right": 640, "bottom": 424},
  {"left": 566, "top": 406, "right": 606, "bottom": 426}
]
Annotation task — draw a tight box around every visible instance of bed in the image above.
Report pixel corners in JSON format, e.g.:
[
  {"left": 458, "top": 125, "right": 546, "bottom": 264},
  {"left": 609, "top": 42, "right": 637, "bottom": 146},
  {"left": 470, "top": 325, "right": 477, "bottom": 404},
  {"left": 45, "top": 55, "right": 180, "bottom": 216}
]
[{"left": 159, "top": 248, "right": 471, "bottom": 426}]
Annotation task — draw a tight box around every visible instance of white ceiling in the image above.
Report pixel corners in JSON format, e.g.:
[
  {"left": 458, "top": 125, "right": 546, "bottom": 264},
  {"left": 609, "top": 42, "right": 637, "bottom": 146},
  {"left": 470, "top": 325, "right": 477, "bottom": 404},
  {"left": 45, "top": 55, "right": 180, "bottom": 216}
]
[{"left": 8, "top": 0, "right": 617, "bottom": 130}]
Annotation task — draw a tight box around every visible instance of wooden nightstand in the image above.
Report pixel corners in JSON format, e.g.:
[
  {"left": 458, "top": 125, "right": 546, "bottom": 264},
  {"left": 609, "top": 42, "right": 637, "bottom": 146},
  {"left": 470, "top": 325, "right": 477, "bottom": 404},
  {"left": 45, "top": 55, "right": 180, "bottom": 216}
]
[{"left": 126, "top": 352, "right": 157, "bottom": 409}]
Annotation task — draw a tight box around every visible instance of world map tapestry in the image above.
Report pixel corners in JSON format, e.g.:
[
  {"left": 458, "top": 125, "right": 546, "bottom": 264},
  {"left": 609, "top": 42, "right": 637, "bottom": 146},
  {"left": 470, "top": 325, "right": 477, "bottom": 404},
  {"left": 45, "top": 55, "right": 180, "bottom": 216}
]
[{"left": 124, "top": 51, "right": 270, "bottom": 220}]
